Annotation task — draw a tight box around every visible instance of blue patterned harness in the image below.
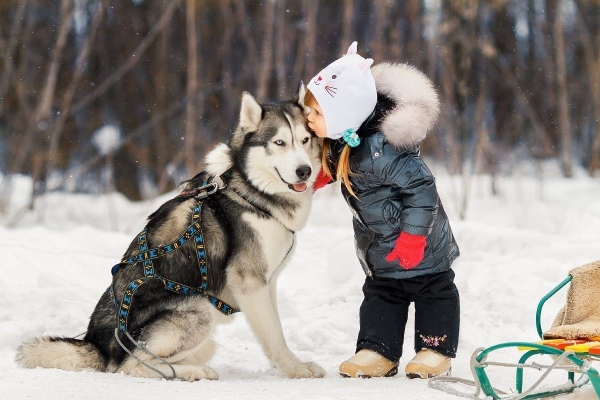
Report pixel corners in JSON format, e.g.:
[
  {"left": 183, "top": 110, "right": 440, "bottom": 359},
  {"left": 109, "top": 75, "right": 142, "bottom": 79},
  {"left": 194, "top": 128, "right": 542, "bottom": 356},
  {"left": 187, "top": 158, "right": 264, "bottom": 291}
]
[{"left": 108, "top": 185, "right": 238, "bottom": 333}]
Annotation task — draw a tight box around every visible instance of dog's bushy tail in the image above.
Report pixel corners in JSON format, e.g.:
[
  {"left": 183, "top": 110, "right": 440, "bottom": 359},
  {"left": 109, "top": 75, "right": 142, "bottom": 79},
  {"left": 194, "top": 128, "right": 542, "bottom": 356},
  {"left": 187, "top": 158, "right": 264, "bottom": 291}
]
[{"left": 16, "top": 337, "right": 106, "bottom": 372}]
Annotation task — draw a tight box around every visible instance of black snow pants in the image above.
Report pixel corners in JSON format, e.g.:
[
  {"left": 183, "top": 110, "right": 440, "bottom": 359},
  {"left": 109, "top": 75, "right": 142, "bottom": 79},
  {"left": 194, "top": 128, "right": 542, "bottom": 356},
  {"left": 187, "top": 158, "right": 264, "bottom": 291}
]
[{"left": 356, "top": 269, "right": 460, "bottom": 363}]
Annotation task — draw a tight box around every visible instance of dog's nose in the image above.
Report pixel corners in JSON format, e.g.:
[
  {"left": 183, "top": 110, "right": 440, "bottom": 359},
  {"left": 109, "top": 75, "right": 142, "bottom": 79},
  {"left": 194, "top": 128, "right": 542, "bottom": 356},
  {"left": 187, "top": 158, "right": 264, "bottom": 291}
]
[{"left": 296, "top": 165, "right": 312, "bottom": 180}]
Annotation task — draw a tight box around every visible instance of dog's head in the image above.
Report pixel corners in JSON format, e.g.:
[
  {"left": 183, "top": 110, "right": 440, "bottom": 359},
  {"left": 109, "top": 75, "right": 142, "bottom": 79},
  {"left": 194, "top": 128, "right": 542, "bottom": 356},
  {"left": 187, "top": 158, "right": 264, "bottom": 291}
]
[{"left": 205, "top": 84, "right": 321, "bottom": 195}]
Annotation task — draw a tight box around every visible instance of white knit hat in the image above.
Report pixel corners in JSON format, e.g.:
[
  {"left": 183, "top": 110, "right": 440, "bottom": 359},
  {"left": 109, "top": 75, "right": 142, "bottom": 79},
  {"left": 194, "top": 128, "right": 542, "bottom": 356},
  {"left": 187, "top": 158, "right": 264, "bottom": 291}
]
[{"left": 307, "top": 42, "right": 377, "bottom": 141}]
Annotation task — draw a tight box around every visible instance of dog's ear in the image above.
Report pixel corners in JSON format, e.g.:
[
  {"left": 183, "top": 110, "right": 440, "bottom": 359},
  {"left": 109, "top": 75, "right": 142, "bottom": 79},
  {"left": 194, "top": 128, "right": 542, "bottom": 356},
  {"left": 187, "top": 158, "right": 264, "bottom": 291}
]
[
  {"left": 297, "top": 81, "right": 306, "bottom": 106},
  {"left": 239, "top": 92, "right": 262, "bottom": 131},
  {"left": 296, "top": 81, "right": 310, "bottom": 115}
]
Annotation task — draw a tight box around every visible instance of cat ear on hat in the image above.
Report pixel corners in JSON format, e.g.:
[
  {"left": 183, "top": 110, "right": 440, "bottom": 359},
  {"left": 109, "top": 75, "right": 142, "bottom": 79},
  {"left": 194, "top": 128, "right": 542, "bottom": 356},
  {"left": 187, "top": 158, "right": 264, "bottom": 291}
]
[
  {"left": 359, "top": 58, "right": 374, "bottom": 71},
  {"left": 346, "top": 41, "right": 358, "bottom": 55}
]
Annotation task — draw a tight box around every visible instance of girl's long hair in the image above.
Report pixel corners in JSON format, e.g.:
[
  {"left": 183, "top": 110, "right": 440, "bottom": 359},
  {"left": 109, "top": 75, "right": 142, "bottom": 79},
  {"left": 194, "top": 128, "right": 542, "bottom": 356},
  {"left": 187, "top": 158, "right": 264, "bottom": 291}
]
[{"left": 304, "top": 89, "right": 356, "bottom": 197}]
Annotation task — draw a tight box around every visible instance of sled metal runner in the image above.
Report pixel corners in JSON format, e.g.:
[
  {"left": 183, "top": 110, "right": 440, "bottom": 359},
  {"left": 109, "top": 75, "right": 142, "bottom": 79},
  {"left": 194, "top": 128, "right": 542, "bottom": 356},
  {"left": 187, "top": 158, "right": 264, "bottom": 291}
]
[{"left": 472, "top": 275, "right": 600, "bottom": 399}]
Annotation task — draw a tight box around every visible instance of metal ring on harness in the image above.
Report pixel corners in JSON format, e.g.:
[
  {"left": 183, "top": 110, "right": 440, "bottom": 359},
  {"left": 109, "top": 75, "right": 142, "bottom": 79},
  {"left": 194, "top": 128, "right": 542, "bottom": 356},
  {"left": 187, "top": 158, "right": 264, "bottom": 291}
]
[
  {"left": 209, "top": 175, "right": 228, "bottom": 191},
  {"left": 202, "top": 181, "right": 219, "bottom": 195},
  {"left": 192, "top": 182, "right": 218, "bottom": 200}
]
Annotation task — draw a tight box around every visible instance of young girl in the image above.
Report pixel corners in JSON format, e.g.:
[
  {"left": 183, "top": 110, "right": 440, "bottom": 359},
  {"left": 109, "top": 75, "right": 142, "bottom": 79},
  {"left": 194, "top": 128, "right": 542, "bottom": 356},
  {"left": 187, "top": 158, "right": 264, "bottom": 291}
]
[{"left": 307, "top": 42, "right": 460, "bottom": 379}]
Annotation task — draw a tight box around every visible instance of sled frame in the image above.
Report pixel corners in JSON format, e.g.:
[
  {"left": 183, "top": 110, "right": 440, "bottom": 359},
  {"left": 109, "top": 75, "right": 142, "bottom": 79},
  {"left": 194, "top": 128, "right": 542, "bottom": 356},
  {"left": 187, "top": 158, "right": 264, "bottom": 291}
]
[{"left": 473, "top": 276, "right": 600, "bottom": 399}]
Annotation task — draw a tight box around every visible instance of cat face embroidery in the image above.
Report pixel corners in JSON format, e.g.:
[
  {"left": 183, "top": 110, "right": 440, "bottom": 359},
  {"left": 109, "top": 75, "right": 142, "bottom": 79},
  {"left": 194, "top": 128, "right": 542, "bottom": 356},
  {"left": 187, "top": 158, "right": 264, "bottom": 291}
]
[
  {"left": 311, "top": 42, "right": 373, "bottom": 99},
  {"left": 312, "top": 74, "right": 338, "bottom": 97},
  {"left": 307, "top": 42, "right": 377, "bottom": 139}
]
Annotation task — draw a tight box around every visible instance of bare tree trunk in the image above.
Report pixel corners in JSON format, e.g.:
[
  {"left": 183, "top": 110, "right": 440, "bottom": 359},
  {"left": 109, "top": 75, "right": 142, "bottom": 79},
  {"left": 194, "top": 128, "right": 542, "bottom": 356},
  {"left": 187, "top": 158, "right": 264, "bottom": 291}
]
[
  {"left": 38, "top": 1, "right": 73, "bottom": 120},
  {"left": 438, "top": 50, "right": 460, "bottom": 173},
  {"left": 388, "top": 4, "right": 402, "bottom": 62},
  {"left": 3, "top": 0, "right": 75, "bottom": 211},
  {"left": 539, "top": 0, "right": 560, "bottom": 159},
  {"left": 232, "top": 0, "right": 258, "bottom": 88},
  {"left": 275, "top": 0, "right": 288, "bottom": 97},
  {"left": 45, "top": 0, "right": 107, "bottom": 184},
  {"left": 339, "top": 0, "right": 355, "bottom": 57},
  {"left": 155, "top": 2, "right": 173, "bottom": 194},
  {"left": 371, "top": 0, "right": 390, "bottom": 62},
  {"left": 218, "top": 0, "right": 236, "bottom": 118},
  {"left": 185, "top": 0, "right": 199, "bottom": 176},
  {"left": 406, "top": 0, "right": 424, "bottom": 66},
  {"left": 473, "top": 67, "right": 493, "bottom": 178},
  {"left": 589, "top": 84, "right": 600, "bottom": 174},
  {"left": 485, "top": 46, "right": 554, "bottom": 156},
  {"left": 591, "top": 121, "right": 600, "bottom": 174},
  {"left": 553, "top": 1, "right": 573, "bottom": 177},
  {"left": 589, "top": 45, "right": 600, "bottom": 173},
  {"left": 304, "top": 2, "right": 319, "bottom": 78},
  {"left": 292, "top": 1, "right": 319, "bottom": 83},
  {"left": 575, "top": 3, "right": 600, "bottom": 174},
  {"left": 69, "top": 0, "right": 183, "bottom": 116},
  {"left": 474, "top": 4, "right": 498, "bottom": 193},
  {"left": 195, "top": 1, "right": 207, "bottom": 168},
  {"left": 0, "top": 0, "right": 27, "bottom": 118},
  {"left": 256, "top": 0, "right": 275, "bottom": 100},
  {"left": 426, "top": 2, "right": 439, "bottom": 80}
]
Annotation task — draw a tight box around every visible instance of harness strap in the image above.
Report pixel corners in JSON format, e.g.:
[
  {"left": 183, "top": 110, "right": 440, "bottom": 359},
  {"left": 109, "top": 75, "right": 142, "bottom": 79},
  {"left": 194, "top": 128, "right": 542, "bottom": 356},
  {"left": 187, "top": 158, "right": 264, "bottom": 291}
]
[
  {"left": 109, "top": 274, "right": 237, "bottom": 332},
  {"left": 192, "top": 203, "right": 209, "bottom": 291},
  {"left": 139, "top": 229, "right": 155, "bottom": 278},
  {"left": 118, "top": 221, "right": 202, "bottom": 266},
  {"left": 110, "top": 198, "right": 238, "bottom": 333}
]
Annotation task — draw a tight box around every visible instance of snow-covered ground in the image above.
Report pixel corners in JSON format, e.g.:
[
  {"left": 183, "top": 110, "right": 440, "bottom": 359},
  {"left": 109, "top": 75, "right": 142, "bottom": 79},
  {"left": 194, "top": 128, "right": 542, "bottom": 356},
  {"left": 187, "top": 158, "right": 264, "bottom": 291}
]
[{"left": 1, "top": 168, "right": 600, "bottom": 399}]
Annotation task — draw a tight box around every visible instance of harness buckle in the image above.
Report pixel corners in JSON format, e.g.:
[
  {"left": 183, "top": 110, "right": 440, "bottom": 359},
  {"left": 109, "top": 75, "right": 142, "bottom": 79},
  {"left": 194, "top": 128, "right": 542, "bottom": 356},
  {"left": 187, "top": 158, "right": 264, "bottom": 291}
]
[
  {"left": 194, "top": 182, "right": 218, "bottom": 200},
  {"left": 179, "top": 171, "right": 229, "bottom": 198},
  {"left": 210, "top": 174, "right": 228, "bottom": 191}
]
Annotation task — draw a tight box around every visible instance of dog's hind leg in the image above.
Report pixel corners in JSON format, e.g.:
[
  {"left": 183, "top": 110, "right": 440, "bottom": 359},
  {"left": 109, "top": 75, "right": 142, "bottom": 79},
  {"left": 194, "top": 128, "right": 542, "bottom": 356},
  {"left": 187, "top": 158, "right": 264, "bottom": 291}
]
[
  {"left": 176, "top": 337, "right": 217, "bottom": 366},
  {"left": 117, "top": 297, "right": 218, "bottom": 381}
]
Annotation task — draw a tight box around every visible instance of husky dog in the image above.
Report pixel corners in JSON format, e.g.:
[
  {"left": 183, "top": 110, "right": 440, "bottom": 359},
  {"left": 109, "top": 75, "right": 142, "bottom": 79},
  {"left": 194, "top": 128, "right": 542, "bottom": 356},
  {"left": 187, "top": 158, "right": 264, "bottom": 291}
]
[{"left": 16, "top": 86, "right": 326, "bottom": 381}]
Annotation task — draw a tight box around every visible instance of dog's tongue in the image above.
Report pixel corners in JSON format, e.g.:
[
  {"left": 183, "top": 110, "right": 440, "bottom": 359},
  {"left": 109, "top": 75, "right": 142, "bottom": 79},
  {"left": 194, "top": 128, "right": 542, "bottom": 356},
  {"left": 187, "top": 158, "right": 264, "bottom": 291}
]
[{"left": 293, "top": 182, "right": 307, "bottom": 192}]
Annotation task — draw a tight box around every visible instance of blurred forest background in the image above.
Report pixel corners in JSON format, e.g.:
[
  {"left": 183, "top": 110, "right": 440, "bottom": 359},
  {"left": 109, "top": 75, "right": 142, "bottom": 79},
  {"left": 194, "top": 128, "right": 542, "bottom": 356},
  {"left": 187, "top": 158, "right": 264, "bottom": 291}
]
[{"left": 1, "top": 0, "right": 600, "bottom": 208}]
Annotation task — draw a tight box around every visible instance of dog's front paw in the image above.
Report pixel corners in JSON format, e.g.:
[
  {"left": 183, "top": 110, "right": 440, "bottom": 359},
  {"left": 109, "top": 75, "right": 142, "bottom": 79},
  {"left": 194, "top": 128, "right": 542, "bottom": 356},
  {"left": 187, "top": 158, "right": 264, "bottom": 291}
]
[
  {"left": 285, "top": 361, "right": 326, "bottom": 379},
  {"left": 178, "top": 365, "right": 219, "bottom": 381}
]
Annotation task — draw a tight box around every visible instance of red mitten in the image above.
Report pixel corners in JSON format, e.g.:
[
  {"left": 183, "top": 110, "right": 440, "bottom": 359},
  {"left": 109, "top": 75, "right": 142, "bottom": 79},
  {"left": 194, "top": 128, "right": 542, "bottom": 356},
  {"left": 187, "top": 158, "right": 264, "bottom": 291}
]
[
  {"left": 313, "top": 168, "right": 332, "bottom": 191},
  {"left": 385, "top": 232, "right": 426, "bottom": 269}
]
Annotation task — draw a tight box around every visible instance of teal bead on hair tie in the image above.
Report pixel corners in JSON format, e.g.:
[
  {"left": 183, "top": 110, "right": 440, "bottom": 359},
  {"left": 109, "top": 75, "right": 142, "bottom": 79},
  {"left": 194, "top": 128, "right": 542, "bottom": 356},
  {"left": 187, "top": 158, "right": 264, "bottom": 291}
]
[{"left": 342, "top": 129, "right": 361, "bottom": 147}]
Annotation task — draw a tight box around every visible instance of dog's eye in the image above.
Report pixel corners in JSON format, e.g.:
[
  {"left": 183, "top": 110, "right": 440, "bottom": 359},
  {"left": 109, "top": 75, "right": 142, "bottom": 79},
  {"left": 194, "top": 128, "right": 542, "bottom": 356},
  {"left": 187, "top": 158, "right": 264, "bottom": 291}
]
[
  {"left": 332, "top": 74, "right": 337, "bottom": 79},
  {"left": 274, "top": 140, "right": 285, "bottom": 146},
  {"left": 302, "top": 137, "right": 310, "bottom": 144}
]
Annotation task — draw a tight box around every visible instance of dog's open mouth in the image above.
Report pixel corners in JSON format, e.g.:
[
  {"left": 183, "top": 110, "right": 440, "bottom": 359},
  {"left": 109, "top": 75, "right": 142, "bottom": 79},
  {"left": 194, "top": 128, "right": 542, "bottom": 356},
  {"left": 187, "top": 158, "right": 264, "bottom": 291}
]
[
  {"left": 289, "top": 183, "right": 307, "bottom": 192},
  {"left": 275, "top": 168, "right": 308, "bottom": 193}
]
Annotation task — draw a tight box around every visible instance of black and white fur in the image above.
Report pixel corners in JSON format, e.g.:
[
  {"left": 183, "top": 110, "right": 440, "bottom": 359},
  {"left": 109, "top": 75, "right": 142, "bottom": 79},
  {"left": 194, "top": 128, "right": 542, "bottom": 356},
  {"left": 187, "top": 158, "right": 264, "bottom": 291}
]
[{"left": 16, "top": 85, "right": 325, "bottom": 381}]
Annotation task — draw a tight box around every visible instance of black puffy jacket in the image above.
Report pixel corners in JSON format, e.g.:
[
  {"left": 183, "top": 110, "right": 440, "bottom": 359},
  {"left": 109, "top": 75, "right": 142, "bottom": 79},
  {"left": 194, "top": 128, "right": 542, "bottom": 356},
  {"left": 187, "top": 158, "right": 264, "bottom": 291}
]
[{"left": 331, "top": 63, "right": 459, "bottom": 279}]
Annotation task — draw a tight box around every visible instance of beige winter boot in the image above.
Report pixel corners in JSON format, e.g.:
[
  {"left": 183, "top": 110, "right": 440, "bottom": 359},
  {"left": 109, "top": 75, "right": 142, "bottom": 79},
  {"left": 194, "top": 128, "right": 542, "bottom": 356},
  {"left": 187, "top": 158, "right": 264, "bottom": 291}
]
[
  {"left": 339, "top": 349, "right": 398, "bottom": 378},
  {"left": 405, "top": 348, "right": 451, "bottom": 379}
]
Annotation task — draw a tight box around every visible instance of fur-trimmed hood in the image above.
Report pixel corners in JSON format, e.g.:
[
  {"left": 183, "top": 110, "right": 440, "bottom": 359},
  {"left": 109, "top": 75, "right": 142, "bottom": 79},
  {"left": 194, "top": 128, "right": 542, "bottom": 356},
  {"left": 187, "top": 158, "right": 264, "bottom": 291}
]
[{"left": 371, "top": 63, "right": 440, "bottom": 148}]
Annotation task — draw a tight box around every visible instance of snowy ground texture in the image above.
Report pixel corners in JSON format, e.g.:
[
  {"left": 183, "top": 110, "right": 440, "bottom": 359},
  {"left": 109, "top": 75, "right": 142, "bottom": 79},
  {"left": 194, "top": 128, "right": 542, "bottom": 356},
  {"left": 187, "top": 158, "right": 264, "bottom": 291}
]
[{"left": 1, "top": 167, "right": 600, "bottom": 400}]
